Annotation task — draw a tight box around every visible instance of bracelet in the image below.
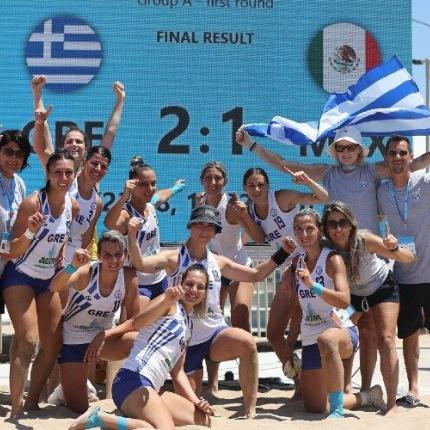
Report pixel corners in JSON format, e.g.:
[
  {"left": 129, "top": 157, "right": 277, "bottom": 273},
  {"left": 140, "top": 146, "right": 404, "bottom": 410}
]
[
  {"left": 310, "top": 282, "right": 324, "bottom": 296},
  {"left": 23, "top": 229, "right": 35, "bottom": 240},
  {"left": 249, "top": 141, "right": 257, "bottom": 152},
  {"left": 64, "top": 263, "right": 77, "bottom": 274},
  {"left": 391, "top": 245, "right": 400, "bottom": 253},
  {"left": 271, "top": 247, "right": 290, "bottom": 266}
]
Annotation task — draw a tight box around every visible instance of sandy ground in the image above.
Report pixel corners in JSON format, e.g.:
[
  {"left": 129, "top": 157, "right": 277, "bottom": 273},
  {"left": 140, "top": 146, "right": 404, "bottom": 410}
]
[{"left": 0, "top": 384, "right": 429, "bottom": 430}]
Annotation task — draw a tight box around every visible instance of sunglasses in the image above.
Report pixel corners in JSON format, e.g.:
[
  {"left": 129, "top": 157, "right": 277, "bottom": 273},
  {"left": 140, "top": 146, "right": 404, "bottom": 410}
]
[
  {"left": 2, "top": 147, "right": 25, "bottom": 159},
  {"left": 334, "top": 143, "right": 359, "bottom": 153},
  {"left": 326, "top": 218, "right": 351, "bottom": 230},
  {"left": 388, "top": 150, "right": 409, "bottom": 157}
]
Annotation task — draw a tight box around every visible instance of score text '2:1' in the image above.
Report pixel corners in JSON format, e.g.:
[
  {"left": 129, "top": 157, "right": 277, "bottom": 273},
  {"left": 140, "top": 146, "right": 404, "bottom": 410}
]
[{"left": 158, "top": 106, "right": 243, "bottom": 155}]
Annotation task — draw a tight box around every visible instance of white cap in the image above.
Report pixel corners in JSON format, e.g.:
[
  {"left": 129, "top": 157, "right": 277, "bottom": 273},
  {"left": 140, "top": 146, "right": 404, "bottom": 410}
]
[{"left": 327, "top": 126, "right": 369, "bottom": 158}]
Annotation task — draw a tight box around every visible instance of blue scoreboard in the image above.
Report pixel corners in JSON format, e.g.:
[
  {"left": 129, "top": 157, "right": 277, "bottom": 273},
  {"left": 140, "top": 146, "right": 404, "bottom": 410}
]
[{"left": 0, "top": 0, "right": 411, "bottom": 241}]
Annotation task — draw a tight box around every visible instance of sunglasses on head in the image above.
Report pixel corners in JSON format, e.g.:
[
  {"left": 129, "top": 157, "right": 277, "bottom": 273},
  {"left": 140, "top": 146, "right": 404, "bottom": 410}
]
[
  {"left": 334, "top": 143, "right": 359, "bottom": 153},
  {"left": 388, "top": 150, "right": 408, "bottom": 157},
  {"left": 326, "top": 218, "right": 351, "bottom": 230},
  {"left": 2, "top": 147, "right": 25, "bottom": 159}
]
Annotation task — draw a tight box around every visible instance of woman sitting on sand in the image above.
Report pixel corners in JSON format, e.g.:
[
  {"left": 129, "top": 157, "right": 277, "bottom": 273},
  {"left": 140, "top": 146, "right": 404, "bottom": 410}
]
[
  {"left": 69, "top": 263, "right": 214, "bottom": 430},
  {"left": 284, "top": 208, "right": 384, "bottom": 418}
]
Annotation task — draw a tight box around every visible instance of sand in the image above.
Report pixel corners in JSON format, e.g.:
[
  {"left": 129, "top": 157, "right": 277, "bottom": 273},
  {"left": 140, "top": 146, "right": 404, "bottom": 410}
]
[{"left": 0, "top": 385, "right": 428, "bottom": 430}]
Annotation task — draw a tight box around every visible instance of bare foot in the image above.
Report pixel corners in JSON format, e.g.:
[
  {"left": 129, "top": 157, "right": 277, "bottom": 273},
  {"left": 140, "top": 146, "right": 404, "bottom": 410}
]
[
  {"left": 384, "top": 404, "right": 399, "bottom": 416},
  {"left": 69, "top": 406, "right": 102, "bottom": 430}
]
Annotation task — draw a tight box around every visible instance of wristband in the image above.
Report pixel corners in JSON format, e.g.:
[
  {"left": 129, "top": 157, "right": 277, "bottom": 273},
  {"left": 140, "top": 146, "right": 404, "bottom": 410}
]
[
  {"left": 24, "top": 228, "right": 35, "bottom": 240},
  {"left": 310, "top": 282, "right": 324, "bottom": 296},
  {"left": 345, "top": 305, "right": 355, "bottom": 318},
  {"left": 170, "top": 182, "right": 186, "bottom": 195},
  {"left": 249, "top": 141, "right": 257, "bottom": 152},
  {"left": 64, "top": 263, "right": 77, "bottom": 274},
  {"left": 271, "top": 247, "right": 290, "bottom": 266}
]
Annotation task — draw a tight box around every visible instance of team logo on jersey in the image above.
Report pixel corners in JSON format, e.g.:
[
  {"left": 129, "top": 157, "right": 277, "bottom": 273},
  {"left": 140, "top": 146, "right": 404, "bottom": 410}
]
[
  {"left": 91, "top": 202, "right": 97, "bottom": 210},
  {"left": 315, "top": 266, "right": 322, "bottom": 276},
  {"left": 360, "top": 181, "right": 369, "bottom": 190},
  {"left": 413, "top": 189, "right": 421, "bottom": 200},
  {"left": 305, "top": 302, "right": 322, "bottom": 323},
  {"left": 25, "top": 16, "right": 102, "bottom": 92},
  {"left": 270, "top": 209, "right": 278, "bottom": 217},
  {"left": 114, "top": 290, "right": 122, "bottom": 299}
]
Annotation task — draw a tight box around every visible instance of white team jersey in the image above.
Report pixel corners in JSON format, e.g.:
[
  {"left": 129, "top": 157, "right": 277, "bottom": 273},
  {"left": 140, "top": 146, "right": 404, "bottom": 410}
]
[
  {"left": 296, "top": 248, "right": 354, "bottom": 346},
  {"left": 62, "top": 261, "right": 125, "bottom": 344},
  {"left": 124, "top": 202, "right": 165, "bottom": 285},
  {"left": 122, "top": 302, "right": 191, "bottom": 392},
  {"left": 169, "top": 244, "right": 226, "bottom": 345},
  {"left": 199, "top": 193, "right": 250, "bottom": 265},
  {"left": 249, "top": 190, "right": 299, "bottom": 250},
  {"left": 65, "top": 185, "right": 98, "bottom": 264},
  {"left": 14, "top": 190, "right": 73, "bottom": 280}
]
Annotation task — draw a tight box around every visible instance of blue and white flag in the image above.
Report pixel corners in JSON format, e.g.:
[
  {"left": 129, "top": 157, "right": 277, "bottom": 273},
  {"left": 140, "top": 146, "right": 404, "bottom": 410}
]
[
  {"left": 25, "top": 16, "right": 102, "bottom": 92},
  {"left": 245, "top": 56, "right": 430, "bottom": 146}
]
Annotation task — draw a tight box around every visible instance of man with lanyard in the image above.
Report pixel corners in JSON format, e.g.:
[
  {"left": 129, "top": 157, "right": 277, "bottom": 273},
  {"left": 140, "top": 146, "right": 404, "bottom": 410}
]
[{"left": 377, "top": 135, "right": 430, "bottom": 408}]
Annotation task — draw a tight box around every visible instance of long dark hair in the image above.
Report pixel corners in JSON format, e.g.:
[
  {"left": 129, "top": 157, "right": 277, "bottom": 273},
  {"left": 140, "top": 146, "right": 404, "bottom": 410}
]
[
  {"left": 128, "top": 155, "right": 154, "bottom": 179},
  {"left": 242, "top": 167, "right": 270, "bottom": 187},
  {"left": 86, "top": 145, "right": 112, "bottom": 164}
]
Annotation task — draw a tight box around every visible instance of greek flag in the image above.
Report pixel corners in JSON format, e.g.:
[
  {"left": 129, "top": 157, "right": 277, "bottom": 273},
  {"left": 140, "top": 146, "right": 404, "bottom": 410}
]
[
  {"left": 25, "top": 16, "right": 102, "bottom": 92},
  {"left": 245, "top": 56, "right": 430, "bottom": 146}
]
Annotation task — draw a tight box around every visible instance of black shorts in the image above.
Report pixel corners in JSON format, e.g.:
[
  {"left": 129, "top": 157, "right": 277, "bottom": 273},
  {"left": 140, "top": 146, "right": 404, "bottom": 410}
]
[
  {"left": 220, "top": 276, "right": 233, "bottom": 288},
  {"left": 351, "top": 271, "right": 399, "bottom": 312},
  {"left": 398, "top": 282, "right": 430, "bottom": 339}
]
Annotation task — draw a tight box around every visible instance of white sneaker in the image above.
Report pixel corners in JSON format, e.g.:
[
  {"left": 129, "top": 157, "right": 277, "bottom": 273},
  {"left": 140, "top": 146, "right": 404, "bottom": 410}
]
[
  {"left": 48, "top": 384, "right": 65, "bottom": 405},
  {"left": 87, "top": 379, "right": 99, "bottom": 403},
  {"left": 365, "top": 385, "right": 386, "bottom": 410}
]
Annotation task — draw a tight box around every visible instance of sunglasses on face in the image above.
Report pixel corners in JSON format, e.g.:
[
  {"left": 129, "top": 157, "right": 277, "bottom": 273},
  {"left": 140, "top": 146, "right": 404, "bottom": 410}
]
[
  {"left": 334, "top": 144, "right": 359, "bottom": 153},
  {"left": 2, "top": 147, "right": 25, "bottom": 159},
  {"left": 388, "top": 150, "right": 409, "bottom": 157},
  {"left": 326, "top": 218, "right": 351, "bottom": 230}
]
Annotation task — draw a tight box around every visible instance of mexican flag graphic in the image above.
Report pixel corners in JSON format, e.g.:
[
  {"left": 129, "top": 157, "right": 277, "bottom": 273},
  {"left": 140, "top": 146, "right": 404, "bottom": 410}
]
[{"left": 308, "top": 22, "right": 380, "bottom": 93}]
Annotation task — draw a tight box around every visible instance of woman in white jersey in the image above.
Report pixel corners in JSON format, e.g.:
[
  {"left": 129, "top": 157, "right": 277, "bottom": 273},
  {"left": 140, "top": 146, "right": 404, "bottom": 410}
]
[
  {"left": 237, "top": 125, "right": 430, "bottom": 393},
  {"left": 284, "top": 209, "right": 383, "bottom": 418},
  {"left": 69, "top": 263, "right": 213, "bottom": 430},
  {"left": 1, "top": 149, "right": 79, "bottom": 416},
  {"left": 196, "top": 161, "right": 264, "bottom": 328},
  {"left": 195, "top": 161, "right": 264, "bottom": 393},
  {"left": 127, "top": 205, "right": 295, "bottom": 418},
  {"left": 65, "top": 146, "right": 111, "bottom": 265},
  {"left": 50, "top": 231, "right": 140, "bottom": 413},
  {"left": 242, "top": 166, "right": 328, "bottom": 373},
  {"left": 322, "top": 202, "right": 414, "bottom": 414},
  {"left": 105, "top": 159, "right": 167, "bottom": 306}
]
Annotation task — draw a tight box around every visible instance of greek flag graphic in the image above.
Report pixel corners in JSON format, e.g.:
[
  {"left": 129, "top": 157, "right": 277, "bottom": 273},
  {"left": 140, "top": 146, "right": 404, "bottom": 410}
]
[{"left": 25, "top": 16, "right": 102, "bottom": 92}]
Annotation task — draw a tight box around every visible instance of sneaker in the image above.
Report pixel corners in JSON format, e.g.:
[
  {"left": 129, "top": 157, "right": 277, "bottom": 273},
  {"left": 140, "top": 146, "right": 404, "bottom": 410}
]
[
  {"left": 87, "top": 379, "right": 99, "bottom": 403},
  {"left": 48, "top": 384, "right": 65, "bottom": 406},
  {"left": 366, "top": 385, "right": 386, "bottom": 410}
]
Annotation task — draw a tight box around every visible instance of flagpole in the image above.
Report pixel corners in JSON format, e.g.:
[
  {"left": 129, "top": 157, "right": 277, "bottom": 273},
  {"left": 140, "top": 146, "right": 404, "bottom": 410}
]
[{"left": 412, "top": 58, "right": 430, "bottom": 166}]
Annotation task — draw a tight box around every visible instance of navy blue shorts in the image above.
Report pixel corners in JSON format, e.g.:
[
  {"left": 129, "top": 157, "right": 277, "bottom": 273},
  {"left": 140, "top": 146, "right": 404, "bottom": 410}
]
[
  {"left": 138, "top": 276, "right": 168, "bottom": 299},
  {"left": 1, "top": 261, "right": 53, "bottom": 296},
  {"left": 302, "top": 326, "right": 359, "bottom": 371},
  {"left": 57, "top": 343, "right": 90, "bottom": 364},
  {"left": 184, "top": 326, "right": 228, "bottom": 374},
  {"left": 112, "top": 368, "right": 154, "bottom": 410}
]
